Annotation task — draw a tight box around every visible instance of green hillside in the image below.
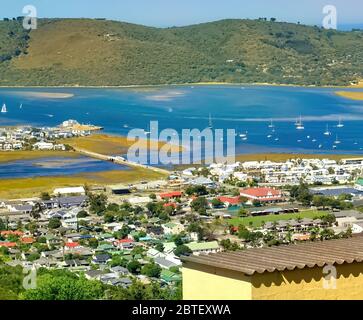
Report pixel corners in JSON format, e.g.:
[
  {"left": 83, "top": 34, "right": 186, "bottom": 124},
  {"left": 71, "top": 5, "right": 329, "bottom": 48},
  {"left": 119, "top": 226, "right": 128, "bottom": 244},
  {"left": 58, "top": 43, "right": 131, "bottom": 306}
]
[{"left": 1, "top": 18, "right": 363, "bottom": 86}]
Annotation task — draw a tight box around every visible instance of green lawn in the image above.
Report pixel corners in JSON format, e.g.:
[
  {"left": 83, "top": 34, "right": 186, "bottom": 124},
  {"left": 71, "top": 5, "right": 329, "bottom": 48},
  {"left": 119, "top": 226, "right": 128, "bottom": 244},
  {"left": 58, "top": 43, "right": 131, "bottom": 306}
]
[{"left": 229, "top": 210, "right": 330, "bottom": 228}]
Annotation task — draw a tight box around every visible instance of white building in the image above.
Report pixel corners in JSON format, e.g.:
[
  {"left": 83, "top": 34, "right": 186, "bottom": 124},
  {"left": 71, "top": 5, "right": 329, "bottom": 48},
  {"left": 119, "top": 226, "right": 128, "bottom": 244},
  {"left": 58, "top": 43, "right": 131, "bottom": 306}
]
[{"left": 54, "top": 186, "right": 86, "bottom": 196}]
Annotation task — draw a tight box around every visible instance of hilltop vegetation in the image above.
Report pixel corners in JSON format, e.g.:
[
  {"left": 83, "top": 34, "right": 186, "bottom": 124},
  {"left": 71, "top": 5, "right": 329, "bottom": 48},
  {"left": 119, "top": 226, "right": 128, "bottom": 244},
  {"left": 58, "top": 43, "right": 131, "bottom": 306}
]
[{"left": 1, "top": 18, "right": 363, "bottom": 86}]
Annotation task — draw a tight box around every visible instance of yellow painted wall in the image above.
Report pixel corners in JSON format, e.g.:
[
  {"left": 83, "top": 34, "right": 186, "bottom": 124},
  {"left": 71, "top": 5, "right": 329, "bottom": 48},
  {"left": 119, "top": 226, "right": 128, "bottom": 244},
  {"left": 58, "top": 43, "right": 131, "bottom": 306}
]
[
  {"left": 183, "top": 261, "right": 363, "bottom": 300},
  {"left": 252, "top": 262, "right": 363, "bottom": 300},
  {"left": 183, "top": 262, "right": 252, "bottom": 300}
]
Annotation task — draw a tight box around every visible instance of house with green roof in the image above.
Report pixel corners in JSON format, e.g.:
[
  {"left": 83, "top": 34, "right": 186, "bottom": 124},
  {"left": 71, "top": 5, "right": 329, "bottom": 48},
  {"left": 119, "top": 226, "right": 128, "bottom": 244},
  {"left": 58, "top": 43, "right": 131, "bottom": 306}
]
[
  {"left": 356, "top": 178, "right": 363, "bottom": 191},
  {"left": 96, "top": 244, "right": 115, "bottom": 252},
  {"left": 98, "top": 233, "right": 114, "bottom": 240},
  {"left": 149, "top": 217, "right": 161, "bottom": 224},
  {"left": 163, "top": 242, "right": 177, "bottom": 254},
  {"left": 185, "top": 241, "right": 221, "bottom": 255},
  {"left": 162, "top": 222, "right": 185, "bottom": 235},
  {"left": 161, "top": 269, "right": 182, "bottom": 283}
]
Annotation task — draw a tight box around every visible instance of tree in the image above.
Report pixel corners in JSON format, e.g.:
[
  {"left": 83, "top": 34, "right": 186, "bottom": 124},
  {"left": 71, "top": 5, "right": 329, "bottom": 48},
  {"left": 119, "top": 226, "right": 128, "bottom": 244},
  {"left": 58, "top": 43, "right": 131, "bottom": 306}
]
[
  {"left": 89, "top": 193, "right": 108, "bottom": 215},
  {"left": 155, "top": 243, "right": 164, "bottom": 253},
  {"left": 321, "top": 214, "right": 336, "bottom": 226},
  {"left": 289, "top": 183, "right": 313, "bottom": 206},
  {"left": 77, "top": 210, "right": 89, "bottom": 218},
  {"left": 22, "top": 273, "right": 103, "bottom": 300},
  {"left": 174, "top": 245, "right": 192, "bottom": 257},
  {"left": 239, "top": 196, "right": 249, "bottom": 204},
  {"left": 25, "top": 222, "right": 38, "bottom": 235},
  {"left": 131, "top": 246, "right": 145, "bottom": 257},
  {"left": 141, "top": 263, "right": 162, "bottom": 278},
  {"left": 88, "top": 238, "right": 99, "bottom": 249},
  {"left": 146, "top": 202, "right": 164, "bottom": 217},
  {"left": 104, "top": 212, "right": 116, "bottom": 223},
  {"left": 220, "top": 239, "right": 240, "bottom": 251},
  {"left": 109, "top": 255, "right": 126, "bottom": 267},
  {"left": 48, "top": 218, "right": 61, "bottom": 229},
  {"left": 238, "top": 208, "right": 248, "bottom": 217},
  {"left": 27, "top": 253, "right": 40, "bottom": 262},
  {"left": 185, "top": 185, "right": 208, "bottom": 196},
  {"left": 0, "top": 219, "right": 5, "bottom": 231},
  {"left": 115, "top": 226, "right": 131, "bottom": 240},
  {"left": 127, "top": 260, "right": 142, "bottom": 274},
  {"left": 191, "top": 197, "right": 208, "bottom": 212},
  {"left": 252, "top": 200, "right": 262, "bottom": 207},
  {"left": 149, "top": 193, "right": 157, "bottom": 200},
  {"left": 107, "top": 203, "right": 120, "bottom": 212},
  {"left": 40, "top": 192, "right": 51, "bottom": 201},
  {"left": 30, "top": 203, "right": 43, "bottom": 220},
  {"left": 211, "top": 198, "right": 223, "bottom": 208}
]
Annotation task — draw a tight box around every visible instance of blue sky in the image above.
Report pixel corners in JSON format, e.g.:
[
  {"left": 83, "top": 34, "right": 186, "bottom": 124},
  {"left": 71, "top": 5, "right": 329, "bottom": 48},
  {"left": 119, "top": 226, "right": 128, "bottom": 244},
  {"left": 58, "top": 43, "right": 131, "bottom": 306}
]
[{"left": 4, "top": 0, "right": 363, "bottom": 27}]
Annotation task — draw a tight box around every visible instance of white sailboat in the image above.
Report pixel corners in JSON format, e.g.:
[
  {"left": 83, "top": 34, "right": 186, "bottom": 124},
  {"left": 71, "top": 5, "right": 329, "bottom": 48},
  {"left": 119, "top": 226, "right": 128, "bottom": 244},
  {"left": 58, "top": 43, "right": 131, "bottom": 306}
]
[
  {"left": 334, "top": 135, "right": 341, "bottom": 145},
  {"left": 19, "top": 104, "right": 23, "bottom": 109},
  {"left": 240, "top": 131, "right": 248, "bottom": 140},
  {"left": 324, "top": 124, "right": 331, "bottom": 136},
  {"left": 208, "top": 113, "right": 213, "bottom": 129},
  {"left": 239, "top": 131, "right": 248, "bottom": 138},
  {"left": 268, "top": 120, "right": 275, "bottom": 128},
  {"left": 1, "top": 103, "right": 7, "bottom": 113},
  {"left": 144, "top": 123, "right": 151, "bottom": 136},
  {"left": 337, "top": 117, "right": 344, "bottom": 128},
  {"left": 296, "top": 116, "right": 304, "bottom": 130}
]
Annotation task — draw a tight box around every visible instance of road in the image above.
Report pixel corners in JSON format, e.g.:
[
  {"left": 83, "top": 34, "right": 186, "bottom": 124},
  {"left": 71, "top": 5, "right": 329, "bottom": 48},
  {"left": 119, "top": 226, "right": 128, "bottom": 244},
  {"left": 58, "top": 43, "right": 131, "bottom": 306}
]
[{"left": 73, "top": 148, "right": 170, "bottom": 175}]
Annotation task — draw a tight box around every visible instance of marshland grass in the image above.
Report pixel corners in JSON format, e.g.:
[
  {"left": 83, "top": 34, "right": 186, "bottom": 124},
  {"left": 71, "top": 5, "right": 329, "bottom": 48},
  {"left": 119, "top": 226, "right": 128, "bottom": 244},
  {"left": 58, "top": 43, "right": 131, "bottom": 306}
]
[
  {"left": 59, "top": 134, "right": 182, "bottom": 155},
  {"left": 0, "top": 167, "right": 167, "bottom": 199},
  {"left": 0, "top": 150, "right": 79, "bottom": 163}
]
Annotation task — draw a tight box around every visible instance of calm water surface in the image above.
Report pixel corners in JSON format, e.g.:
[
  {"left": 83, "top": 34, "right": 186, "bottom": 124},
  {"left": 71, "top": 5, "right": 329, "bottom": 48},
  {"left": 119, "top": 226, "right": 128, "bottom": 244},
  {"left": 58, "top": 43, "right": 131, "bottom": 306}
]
[
  {"left": 1, "top": 85, "right": 363, "bottom": 155},
  {"left": 0, "top": 156, "right": 130, "bottom": 179}
]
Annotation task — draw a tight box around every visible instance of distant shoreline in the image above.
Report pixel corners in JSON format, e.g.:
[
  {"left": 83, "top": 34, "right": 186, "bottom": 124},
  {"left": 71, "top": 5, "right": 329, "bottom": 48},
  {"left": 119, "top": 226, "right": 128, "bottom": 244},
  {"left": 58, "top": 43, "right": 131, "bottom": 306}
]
[{"left": 0, "top": 81, "right": 362, "bottom": 90}]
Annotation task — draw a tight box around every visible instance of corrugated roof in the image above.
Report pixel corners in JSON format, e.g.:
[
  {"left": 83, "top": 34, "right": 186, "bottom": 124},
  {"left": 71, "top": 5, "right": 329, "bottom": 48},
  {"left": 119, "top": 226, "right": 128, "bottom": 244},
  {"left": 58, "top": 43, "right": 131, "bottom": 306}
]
[
  {"left": 182, "top": 235, "right": 363, "bottom": 276},
  {"left": 186, "top": 241, "right": 220, "bottom": 251}
]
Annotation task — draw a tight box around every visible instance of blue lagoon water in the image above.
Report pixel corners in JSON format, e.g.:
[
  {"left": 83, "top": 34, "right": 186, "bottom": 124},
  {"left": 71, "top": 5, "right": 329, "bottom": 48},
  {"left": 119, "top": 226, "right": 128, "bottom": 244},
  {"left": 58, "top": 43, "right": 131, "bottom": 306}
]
[
  {"left": 1, "top": 85, "right": 363, "bottom": 155},
  {"left": 0, "top": 156, "right": 130, "bottom": 179}
]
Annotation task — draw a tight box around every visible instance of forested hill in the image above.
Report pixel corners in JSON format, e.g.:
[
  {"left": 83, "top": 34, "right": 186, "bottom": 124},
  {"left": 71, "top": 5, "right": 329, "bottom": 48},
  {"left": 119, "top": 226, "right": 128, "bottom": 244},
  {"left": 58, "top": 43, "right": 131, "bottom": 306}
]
[{"left": 1, "top": 18, "right": 363, "bottom": 86}]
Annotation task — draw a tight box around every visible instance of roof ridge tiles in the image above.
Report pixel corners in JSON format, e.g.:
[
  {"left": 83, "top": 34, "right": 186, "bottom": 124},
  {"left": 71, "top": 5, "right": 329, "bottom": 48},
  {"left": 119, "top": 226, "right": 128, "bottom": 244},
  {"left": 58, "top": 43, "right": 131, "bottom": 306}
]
[{"left": 182, "top": 235, "right": 363, "bottom": 275}]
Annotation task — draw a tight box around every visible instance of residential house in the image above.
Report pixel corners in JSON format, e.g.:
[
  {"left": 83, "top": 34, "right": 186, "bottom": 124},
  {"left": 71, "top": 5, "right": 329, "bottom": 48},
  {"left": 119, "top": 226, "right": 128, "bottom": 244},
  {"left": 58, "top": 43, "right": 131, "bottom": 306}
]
[
  {"left": 240, "top": 187, "right": 283, "bottom": 204},
  {"left": 185, "top": 241, "right": 221, "bottom": 256}
]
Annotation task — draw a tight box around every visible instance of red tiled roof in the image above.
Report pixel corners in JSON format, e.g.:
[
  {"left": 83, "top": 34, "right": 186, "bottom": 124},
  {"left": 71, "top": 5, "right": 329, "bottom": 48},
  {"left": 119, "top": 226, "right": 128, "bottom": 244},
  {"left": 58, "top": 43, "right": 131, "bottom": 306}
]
[
  {"left": 0, "top": 242, "right": 17, "bottom": 248},
  {"left": 218, "top": 196, "right": 241, "bottom": 205},
  {"left": 65, "top": 242, "right": 80, "bottom": 248},
  {"left": 21, "top": 237, "right": 35, "bottom": 244},
  {"left": 258, "top": 197, "right": 283, "bottom": 202},
  {"left": 160, "top": 191, "right": 182, "bottom": 199},
  {"left": 240, "top": 187, "right": 282, "bottom": 198},
  {"left": 1, "top": 230, "right": 24, "bottom": 237},
  {"left": 117, "top": 239, "right": 134, "bottom": 243}
]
